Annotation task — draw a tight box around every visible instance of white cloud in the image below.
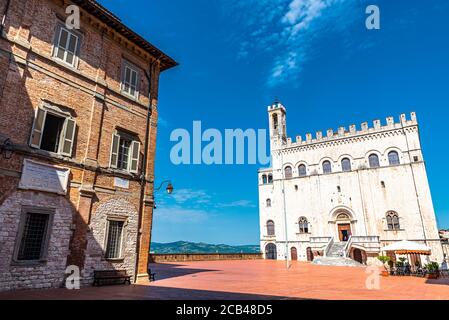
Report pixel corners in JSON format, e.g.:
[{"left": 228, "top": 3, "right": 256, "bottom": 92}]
[
  {"left": 216, "top": 200, "right": 257, "bottom": 208},
  {"left": 223, "top": 0, "right": 359, "bottom": 86},
  {"left": 169, "top": 188, "right": 212, "bottom": 204},
  {"left": 154, "top": 205, "right": 209, "bottom": 223}
]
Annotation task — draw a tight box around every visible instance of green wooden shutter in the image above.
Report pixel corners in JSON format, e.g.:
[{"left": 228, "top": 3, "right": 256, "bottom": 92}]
[
  {"left": 29, "top": 108, "right": 47, "bottom": 148},
  {"left": 60, "top": 118, "right": 76, "bottom": 157},
  {"left": 110, "top": 134, "right": 120, "bottom": 168},
  {"left": 129, "top": 140, "right": 140, "bottom": 174}
]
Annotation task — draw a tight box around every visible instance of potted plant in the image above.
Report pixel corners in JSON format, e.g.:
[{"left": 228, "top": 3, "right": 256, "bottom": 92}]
[
  {"left": 377, "top": 255, "right": 391, "bottom": 276},
  {"left": 425, "top": 262, "right": 440, "bottom": 279}
]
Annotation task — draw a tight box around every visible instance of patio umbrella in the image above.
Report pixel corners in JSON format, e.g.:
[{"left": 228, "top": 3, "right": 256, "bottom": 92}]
[{"left": 382, "top": 240, "right": 431, "bottom": 255}]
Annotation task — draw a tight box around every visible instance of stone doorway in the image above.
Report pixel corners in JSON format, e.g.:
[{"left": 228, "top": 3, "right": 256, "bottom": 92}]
[
  {"left": 306, "top": 247, "right": 314, "bottom": 262},
  {"left": 265, "top": 243, "right": 277, "bottom": 260},
  {"left": 338, "top": 224, "right": 352, "bottom": 242},
  {"left": 353, "top": 248, "right": 363, "bottom": 264},
  {"left": 291, "top": 247, "right": 298, "bottom": 261}
]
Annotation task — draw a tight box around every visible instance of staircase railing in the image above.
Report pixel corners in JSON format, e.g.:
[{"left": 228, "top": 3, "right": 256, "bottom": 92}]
[
  {"left": 343, "top": 235, "right": 353, "bottom": 258},
  {"left": 324, "top": 237, "right": 334, "bottom": 257}
]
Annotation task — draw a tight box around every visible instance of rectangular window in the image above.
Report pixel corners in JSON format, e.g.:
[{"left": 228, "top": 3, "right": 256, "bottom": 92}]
[
  {"left": 121, "top": 61, "right": 139, "bottom": 98},
  {"left": 105, "top": 220, "right": 124, "bottom": 259},
  {"left": 17, "top": 212, "right": 50, "bottom": 261},
  {"left": 29, "top": 107, "right": 76, "bottom": 157},
  {"left": 110, "top": 131, "right": 140, "bottom": 174},
  {"left": 54, "top": 26, "right": 80, "bottom": 66}
]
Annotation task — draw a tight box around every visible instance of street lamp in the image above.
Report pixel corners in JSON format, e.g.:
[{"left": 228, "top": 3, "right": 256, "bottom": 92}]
[
  {"left": 154, "top": 180, "right": 174, "bottom": 194},
  {"left": 0, "top": 138, "right": 13, "bottom": 159},
  {"left": 152, "top": 180, "right": 174, "bottom": 209}
]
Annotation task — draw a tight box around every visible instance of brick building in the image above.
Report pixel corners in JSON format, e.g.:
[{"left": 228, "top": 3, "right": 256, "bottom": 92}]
[{"left": 0, "top": 0, "right": 176, "bottom": 291}]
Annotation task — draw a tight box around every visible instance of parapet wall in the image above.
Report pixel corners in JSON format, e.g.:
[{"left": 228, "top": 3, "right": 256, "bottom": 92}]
[
  {"left": 149, "top": 253, "right": 263, "bottom": 263},
  {"left": 284, "top": 112, "right": 417, "bottom": 147}
]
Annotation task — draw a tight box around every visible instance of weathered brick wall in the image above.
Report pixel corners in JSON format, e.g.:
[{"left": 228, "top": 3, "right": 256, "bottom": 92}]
[
  {"left": 0, "top": 0, "right": 165, "bottom": 290},
  {"left": 0, "top": 190, "right": 74, "bottom": 291},
  {"left": 149, "top": 253, "right": 263, "bottom": 263}
]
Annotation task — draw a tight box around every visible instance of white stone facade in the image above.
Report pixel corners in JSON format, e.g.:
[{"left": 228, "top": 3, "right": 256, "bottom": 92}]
[{"left": 258, "top": 102, "right": 444, "bottom": 266}]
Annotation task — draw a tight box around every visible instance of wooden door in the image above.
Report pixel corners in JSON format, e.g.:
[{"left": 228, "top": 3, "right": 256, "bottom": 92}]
[
  {"left": 291, "top": 247, "right": 298, "bottom": 261},
  {"left": 338, "top": 224, "right": 352, "bottom": 241},
  {"left": 306, "top": 247, "right": 314, "bottom": 262}
]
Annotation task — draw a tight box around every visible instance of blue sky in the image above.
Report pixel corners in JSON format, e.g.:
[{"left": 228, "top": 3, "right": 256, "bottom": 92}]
[{"left": 99, "top": 0, "right": 449, "bottom": 245}]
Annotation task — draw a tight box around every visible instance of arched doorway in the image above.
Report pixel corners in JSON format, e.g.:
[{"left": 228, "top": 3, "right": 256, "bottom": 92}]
[
  {"left": 291, "top": 247, "right": 298, "bottom": 261},
  {"left": 306, "top": 247, "right": 314, "bottom": 262},
  {"left": 336, "top": 212, "right": 352, "bottom": 241},
  {"left": 353, "top": 248, "right": 363, "bottom": 264},
  {"left": 265, "top": 243, "right": 277, "bottom": 260}
]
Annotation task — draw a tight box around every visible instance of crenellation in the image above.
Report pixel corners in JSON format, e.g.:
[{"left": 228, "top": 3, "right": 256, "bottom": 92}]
[
  {"left": 286, "top": 112, "right": 419, "bottom": 149},
  {"left": 400, "top": 113, "right": 407, "bottom": 124},
  {"left": 306, "top": 133, "right": 312, "bottom": 142},
  {"left": 386, "top": 116, "right": 394, "bottom": 127},
  {"left": 349, "top": 124, "right": 356, "bottom": 133},
  {"left": 373, "top": 119, "right": 381, "bottom": 129},
  {"left": 361, "top": 122, "right": 369, "bottom": 132}
]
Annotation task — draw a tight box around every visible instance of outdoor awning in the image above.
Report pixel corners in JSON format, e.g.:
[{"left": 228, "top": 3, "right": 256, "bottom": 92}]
[{"left": 382, "top": 240, "right": 431, "bottom": 255}]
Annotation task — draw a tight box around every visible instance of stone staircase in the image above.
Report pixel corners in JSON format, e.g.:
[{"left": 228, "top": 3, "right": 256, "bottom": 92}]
[
  {"left": 312, "top": 241, "right": 363, "bottom": 267},
  {"left": 326, "top": 242, "right": 346, "bottom": 258}
]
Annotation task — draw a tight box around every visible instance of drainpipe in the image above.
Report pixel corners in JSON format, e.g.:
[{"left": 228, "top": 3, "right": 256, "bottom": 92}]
[
  {"left": 0, "top": 0, "right": 11, "bottom": 35},
  {"left": 134, "top": 58, "right": 158, "bottom": 283}
]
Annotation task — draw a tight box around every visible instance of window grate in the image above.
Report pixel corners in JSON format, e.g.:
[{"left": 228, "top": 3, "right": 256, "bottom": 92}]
[
  {"left": 105, "top": 220, "right": 124, "bottom": 259},
  {"left": 17, "top": 213, "right": 49, "bottom": 261}
]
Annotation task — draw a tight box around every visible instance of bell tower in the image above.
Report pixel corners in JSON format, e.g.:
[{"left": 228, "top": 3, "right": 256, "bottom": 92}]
[{"left": 268, "top": 99, "right": 287, "bottom": 148}]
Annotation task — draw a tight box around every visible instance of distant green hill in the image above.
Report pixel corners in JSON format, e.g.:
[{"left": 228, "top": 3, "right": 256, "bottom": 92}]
[{"left": 150, "top": 241, "right": 260, "bottom": 254}]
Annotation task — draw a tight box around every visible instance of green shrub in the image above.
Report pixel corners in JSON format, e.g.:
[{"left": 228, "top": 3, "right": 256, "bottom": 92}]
[{"left": 425, "top": 262, "right": 440, "bottom": 273}]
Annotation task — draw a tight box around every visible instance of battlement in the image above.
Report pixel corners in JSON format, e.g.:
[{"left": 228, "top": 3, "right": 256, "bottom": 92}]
[
  {"left": 285, "top": 112, "right": 417, "bottom": 147},
  {"left": 267, "top": 101, "right": 287, "bottom": 113}
]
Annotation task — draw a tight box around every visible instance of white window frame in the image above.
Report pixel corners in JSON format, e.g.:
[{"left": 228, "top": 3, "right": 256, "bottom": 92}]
[
  {"left": 53, "top": 25, "right": 80, "bottom": 67},
  {"left": 29, "top": 106, "right": 76, "bottom": 157},
  {"left": 120, "top": 61, "right": 140, "bottom": 99},
  {"left": 109, "top": 131, "right": 141, "bottom": 174}
]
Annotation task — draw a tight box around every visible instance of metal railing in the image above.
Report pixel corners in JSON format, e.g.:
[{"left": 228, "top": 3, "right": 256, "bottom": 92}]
[
  {"left": 324, "top": 237, "right": 334, "bottom": 257},
  {"left": 344, "top": 236, "right": 353, "bottom": 258}
]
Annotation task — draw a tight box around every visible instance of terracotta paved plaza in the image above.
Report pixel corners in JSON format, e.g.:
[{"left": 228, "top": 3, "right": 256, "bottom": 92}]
[{"left": 1, "top": 260, "right": 449, "bottom": 300}]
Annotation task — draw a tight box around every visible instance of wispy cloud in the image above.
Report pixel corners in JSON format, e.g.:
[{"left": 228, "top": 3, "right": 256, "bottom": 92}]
[
  {"left": 154, "top": 205, "right": 209, "bottom": 223},
  {"left": 169, "top": 188, "right": 212, "bottom": 204},
  {"left": 215, "top": 200, "right": 257, "bottom": 208},
  {"left": 222, "top": 0, "right": 360, "bottom": 86}
]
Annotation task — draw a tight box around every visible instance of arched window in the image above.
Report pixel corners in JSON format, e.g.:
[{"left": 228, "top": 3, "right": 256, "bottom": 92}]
[
  {"left": 267, "top": 220, "right": 275, "bottom": 236},
  {"left": 262, "top": 174, "right": 267, "bottom": 184},
  {"left": 341, "top": 158, "right": 351, "bottom": 172},
  {"left": 268, "top": 174, "right": 273, "bottom": 184},
  {"left": 388, "top": 151, "right": 400, "bottom": 165},
  {"left": 386, "top": 211, "right": 400, "bottom": 230},
  {"left": 298, "top": 164, "right": 307, "bottom": 177},
  {"left": 266, "top": 199, "right": 271, "bottom": 207},
  {"left": 298, "top": 217, "right": 309, "bottom": 234},
  {"left": 369, "top": 154, "right": 380, "bottom": 168},
  {"left": 272, "top": 114, "right": 278, "bottom": 130},
  {"left": 322, "top": 161, "right": 332, "bottom": 174},
  {"left": 284, "top": 166, "right": 292, "bottom": 179}
]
